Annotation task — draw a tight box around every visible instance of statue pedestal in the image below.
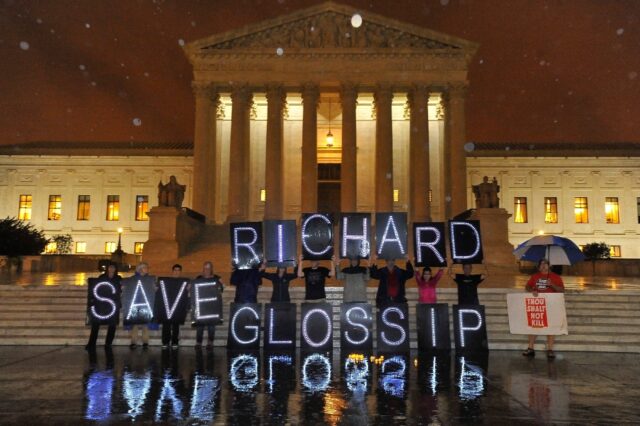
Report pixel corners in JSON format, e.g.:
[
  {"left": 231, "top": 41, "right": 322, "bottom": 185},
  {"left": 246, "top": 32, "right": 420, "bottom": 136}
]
[
  {"left": 142, "top": 207, "right": 205, "bottom": 270},
  {"left": 470, "top": 208, "right": 518, "bottom": 271}
]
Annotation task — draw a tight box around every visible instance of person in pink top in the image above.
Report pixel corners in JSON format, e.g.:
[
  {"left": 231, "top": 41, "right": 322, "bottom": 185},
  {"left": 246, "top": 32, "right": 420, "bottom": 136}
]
[{"left": 415, "top": 266, "right": 446, "bottom": 304}]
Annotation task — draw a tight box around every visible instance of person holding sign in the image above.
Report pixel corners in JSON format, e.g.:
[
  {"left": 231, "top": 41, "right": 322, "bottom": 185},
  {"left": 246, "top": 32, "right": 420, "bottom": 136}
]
[
  {"left": 160, "top": 264, "right": 186, "bottom": 350},
  {"left": 333, "top": 255, "right": 370, "bottom": 303},
  {"left": 523, "top": 259, "right": 564, "bottom": 359},
  {"left": 194, "top": 261, "right": 224, "bottom": 349},
  {"left": 415, "top": 266, "right": 446, "bottom": 304},
  {"left": 126, "top": 262, "right": 154, "bottom": 349},
  {"left": 230, "top": 263, "right": 262, "bottom": 303},
  {"left": 370, "top": 254, "right": 414, "bottom": 308},
  {"left": 85, "top": 262, "right": 122, "bottom": 350},
  {"left": 297, "top": 254, "right": 332, "bottom": 302},
  {"left": 451, "top": 263, "right": 486, "bottom": 305},
  {"left": 260, "top": 261, "right": 298, "bottom": 303}
]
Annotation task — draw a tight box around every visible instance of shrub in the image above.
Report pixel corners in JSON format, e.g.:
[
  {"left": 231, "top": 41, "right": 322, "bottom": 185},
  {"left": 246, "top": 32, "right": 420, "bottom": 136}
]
[
  {"left": 582, "top": 242, "right": 611, "bottom": 260},
  {"left": 0, "top": 217, "right": 48, "bottom": 257}
]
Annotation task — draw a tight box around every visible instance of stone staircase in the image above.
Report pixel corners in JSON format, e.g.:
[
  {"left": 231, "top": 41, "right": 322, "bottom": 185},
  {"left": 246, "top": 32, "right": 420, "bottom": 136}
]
[{"left": 1, "top": 285, "right": 639, "bottom": 353}]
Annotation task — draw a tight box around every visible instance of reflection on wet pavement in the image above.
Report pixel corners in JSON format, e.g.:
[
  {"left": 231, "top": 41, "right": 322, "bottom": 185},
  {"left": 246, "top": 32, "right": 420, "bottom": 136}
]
[{"left": 1, "top": 346, "right": 639, "bottom": 424}]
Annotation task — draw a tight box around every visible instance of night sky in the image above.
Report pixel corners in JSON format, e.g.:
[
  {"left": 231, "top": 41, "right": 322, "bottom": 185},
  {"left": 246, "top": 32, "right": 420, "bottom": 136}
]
[{"left": 0, "top": 0, "right": 638, "bottom": 147}]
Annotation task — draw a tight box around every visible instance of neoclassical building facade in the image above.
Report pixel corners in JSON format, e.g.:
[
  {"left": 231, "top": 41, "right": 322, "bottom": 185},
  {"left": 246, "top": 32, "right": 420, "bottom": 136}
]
[{"left": 0, "top": 2, "right": 638, "bottom": 259}]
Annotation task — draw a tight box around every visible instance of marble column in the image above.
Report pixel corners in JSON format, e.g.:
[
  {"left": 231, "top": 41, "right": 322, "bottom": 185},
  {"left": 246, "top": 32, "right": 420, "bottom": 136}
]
[
  {"left": 191, "top": 82, "right": 219, "bottom": 222},
  {"left": 340, "top": 84, "right": 358, "bottom": 212},
  {"left": 301, "top": 84, "right": 319, "bottom": 213},
  {"left": 374, "top": 85, "right": 394, "bottom": 212},
  {"left": 264, "top": 85, "right": 286, "bottom": 219},
  {"left": 227, "top": 85, "right": 252, "bottom": 221},
  {"left": 408, "top": 85, "right": 431, "bottom": 222},
  {"left": 445, "top": 83, "right": 468, "bottom": 218}
]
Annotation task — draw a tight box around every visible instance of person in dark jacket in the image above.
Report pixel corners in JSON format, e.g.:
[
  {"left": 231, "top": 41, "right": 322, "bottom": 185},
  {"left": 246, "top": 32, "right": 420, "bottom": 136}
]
[
  {"left": 450, "top": 263, "right": 487, "bottom": 305},
  {"left": 230, "top": 263, "right": 262, "bottom": 303},
  {"left": 260, "top": 261, "right": 298, "bottom": 303},
  {"left": 193, "top": 261, "right": 224, "bottom": 350},
  {"left": 370, "top": 255, "right": 414, "bottom": 308},
  {"left": 85, "top": 262, "right": 122, "bottom": 350},
  {"left": 161, "top": 264, "right": 185, "bottom": 350}
]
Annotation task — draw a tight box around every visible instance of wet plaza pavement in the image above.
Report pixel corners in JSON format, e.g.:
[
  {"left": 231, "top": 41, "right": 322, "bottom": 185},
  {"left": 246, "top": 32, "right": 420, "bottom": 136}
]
[{"left": 0, "top": 346, "right": 638, "bottom": 425}]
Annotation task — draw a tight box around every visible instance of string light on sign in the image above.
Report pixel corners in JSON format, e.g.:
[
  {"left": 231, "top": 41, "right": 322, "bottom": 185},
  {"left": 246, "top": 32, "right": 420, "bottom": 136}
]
[
  {"left": 458, "top": 309, "right": 483, "bottom": 347},
  {"left": 230, "top": 306, "right": 260, "bottom": 345},
  {"left": 160, "top": 279, "right": 188, "bottom": 320},
  {"left": 342, "top": 216, "right": 368, "bottom": 258},
  {"left": 377, "top": 215, "right": 406, "bottom": 255},
  {"left": 91, "top": 281, "right": 117, "bottom": 321},
  {"left": 450, "top": 221, "right": 481, "bottom": 260},
  {"left": 415, "top": 226, "right": 445, "bottom": 264},
  {"left": 268, "top": 307, "right": 293, "bottom": 345},
  {"left": 344, "top": 306, "right": 370, "bottom": 345},
  {"left": 430, "top": 307, "right": 437, "bottom": 348},
  {"left": 302, "top": 308, "right": 332, "bottom": 348},
  {"left": 194, "top": 282, "right": 219, "bottom": 321},
  {"left": 380, "top": 307, "right": 407, "bottom": 346},
  {"left": 233, "top": 227, "right": 260, "bottom": 265},
  {"left": 301, "top": 214, "right": 332, "bottom": 256},
  {"left": 126, "top": 280, "right": 153, "bottom": 321}
]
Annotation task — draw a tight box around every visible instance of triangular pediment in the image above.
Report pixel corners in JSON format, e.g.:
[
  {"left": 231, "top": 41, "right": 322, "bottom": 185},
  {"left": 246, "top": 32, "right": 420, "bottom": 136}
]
[{"left": 187, "top": 1, "right": 477, "bottom": 53}]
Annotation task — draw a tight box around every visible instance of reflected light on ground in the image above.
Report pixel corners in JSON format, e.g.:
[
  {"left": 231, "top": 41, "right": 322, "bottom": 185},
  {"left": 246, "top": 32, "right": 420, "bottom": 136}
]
[
  {"left": 323, "top": 390, "right": 347, "bottom": 426},
  {"left": 44, "top": 275, "right": 55, "bottom": 286},
  {"left": 75, "top": 273, "right": 87, "bottom": 286}
]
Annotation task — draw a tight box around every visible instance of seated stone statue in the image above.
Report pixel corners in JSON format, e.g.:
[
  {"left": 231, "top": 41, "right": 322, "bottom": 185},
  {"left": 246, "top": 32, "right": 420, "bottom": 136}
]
[
  {"left": 472, "top": 176, "right": 500, "bottom": 208},
  {"left": 158, "top": 176, "right": 186, "bottom": 208}
]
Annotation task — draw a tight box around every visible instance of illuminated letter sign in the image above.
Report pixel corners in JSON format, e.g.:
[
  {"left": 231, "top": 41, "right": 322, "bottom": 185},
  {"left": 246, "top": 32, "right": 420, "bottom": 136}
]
[
  {"left": 154, "top": 277, "right": 189, "bottom": 323},
  {"left": 340, "top": 213, "right": 371, "bottom": 259},
  {"left": 190, "top": 278, "right": 223, "bottom": 325},
  {"left": 230, "top": 222, "right": 263, "bottom": 269},
  {"left": 340, "top": 303, "right": 373, "bottom": 351},
  {"left": 87, "top": 278, "right": 119, "bottom": 324},
  {"left": 413, "top": 222, "right": 447, "bottom": 267},
  {"left": 264, "top": 303, "right": 297, "bottom": 351},
  {"left": 449, "top": 220, "right": 484, "bottom": 264},
  {"left": 227, "top": 303, "right": 262, "bottom": 350},
  {"left": 453, "top": 305, "right": 488, "bottom": 352},
  {"left": 416, "top": 303, "right": 451, "bottom": 352},
  {"left": 264, "top": 220, "right": 297, "bottom": 267},
  {"left": 122, "top": 276, "right": 156, "bottom": 325},
  {"left": 375, "top": 212, "right": 407, "bottom": 260},
  {"left": 376, "top": 303, "right": 410, "bottom": 353},
  {"left": 300, "top": 303, "right": 333, "bottom": 352},
  {"left": 301, "top": 213, "right": 334, "bottom": 260}
]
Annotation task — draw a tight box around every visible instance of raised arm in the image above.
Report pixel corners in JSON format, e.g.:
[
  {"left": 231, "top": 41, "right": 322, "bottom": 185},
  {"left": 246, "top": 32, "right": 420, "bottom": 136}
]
[{"left": 297, "top": 254, "right": 304, "bottom": 278}]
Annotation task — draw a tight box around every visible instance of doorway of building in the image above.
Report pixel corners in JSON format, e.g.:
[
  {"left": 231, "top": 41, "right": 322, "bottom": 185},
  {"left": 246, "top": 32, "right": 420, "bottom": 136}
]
[{"left": 317, "top": 164, "right": 341, "bottom": 215}]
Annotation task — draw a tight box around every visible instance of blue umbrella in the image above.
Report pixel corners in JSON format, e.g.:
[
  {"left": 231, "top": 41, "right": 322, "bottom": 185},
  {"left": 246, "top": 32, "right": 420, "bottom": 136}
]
[{"left": 513, "top": 235, "right": 585, "bottom": 265}]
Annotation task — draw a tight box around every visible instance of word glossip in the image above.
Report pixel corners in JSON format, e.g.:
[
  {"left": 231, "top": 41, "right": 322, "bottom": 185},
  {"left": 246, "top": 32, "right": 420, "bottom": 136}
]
[
  {"left": 227, "top": 302, "right": 488, "bottom": 353},
  {"left": 230, "top": 213, "right": 484, "bottom": 268}
]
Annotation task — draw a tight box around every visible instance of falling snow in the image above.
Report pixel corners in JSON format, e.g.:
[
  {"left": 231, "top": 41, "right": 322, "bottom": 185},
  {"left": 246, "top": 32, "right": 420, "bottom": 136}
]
[
  {"left": 351, "top": 14, "right": 362, "bottom": 28},
  {"left": 464, "top": 142, "right": 475, "bottom": 153},
  {"left": 85, "top": 23, "right": 91, "bottom": 29},
  {"left": 132, "top": 118, "right": 142, "bottom": 126},
  {"left": 616, "top": 28, "right": 624, "bottom": 36},
  {"left": 629, "top": 71, "right": 637, "bottom": 80},
  {"left": 276, "top": 47, "right": 284, "bottom": 56},
  {"left": 178, "top": 39, "right": 185, "bottom": 46},
  {"left": 79, "top": 64, "right": 86, "bottom": 70},
  {"left": 19, "top": 41, "right": 29, "bottom": 50}
]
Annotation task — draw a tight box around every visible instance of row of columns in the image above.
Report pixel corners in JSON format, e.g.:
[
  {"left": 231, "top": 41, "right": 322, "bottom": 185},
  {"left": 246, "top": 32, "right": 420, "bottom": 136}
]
[{"left": 191, "top": 82, "right": 468, "bottom": 223}]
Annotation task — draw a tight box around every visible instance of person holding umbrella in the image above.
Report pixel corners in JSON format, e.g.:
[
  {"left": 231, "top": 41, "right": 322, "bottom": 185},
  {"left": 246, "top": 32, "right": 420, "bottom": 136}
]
[{"left": 522, "top": 258, "right": 564, "bottom": 359}]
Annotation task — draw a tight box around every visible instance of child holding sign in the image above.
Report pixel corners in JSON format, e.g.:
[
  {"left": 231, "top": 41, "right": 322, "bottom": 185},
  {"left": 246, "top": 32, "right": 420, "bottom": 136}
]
[{"left": 523, "top": 259, "right": 564, "bottom": 359}]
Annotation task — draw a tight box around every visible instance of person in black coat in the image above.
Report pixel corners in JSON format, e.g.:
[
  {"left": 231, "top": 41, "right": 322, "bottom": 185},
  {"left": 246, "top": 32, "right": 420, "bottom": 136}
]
[
  {"left": 85, "top": 262, "right": 122, "bottom": 350},
  {"left": 230, "top": 263, "right": 262, "bottom": 303},
  {"left": 259, "top": 261, "right": 298, "bottom": 303},
  {"left": 370, "top": 255, "right": 414, "bottom": 308}
]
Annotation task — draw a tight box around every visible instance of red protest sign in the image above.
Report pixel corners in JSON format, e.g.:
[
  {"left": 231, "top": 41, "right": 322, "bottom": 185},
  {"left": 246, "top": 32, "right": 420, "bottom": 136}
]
[{"left": 525, "top": 297, "right": 548, "bottom": 328}]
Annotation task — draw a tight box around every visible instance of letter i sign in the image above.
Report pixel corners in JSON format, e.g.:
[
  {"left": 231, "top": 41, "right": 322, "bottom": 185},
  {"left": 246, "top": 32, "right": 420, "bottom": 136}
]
[{"left": 525, "top": 297, "right": 549, "bottom": 328}]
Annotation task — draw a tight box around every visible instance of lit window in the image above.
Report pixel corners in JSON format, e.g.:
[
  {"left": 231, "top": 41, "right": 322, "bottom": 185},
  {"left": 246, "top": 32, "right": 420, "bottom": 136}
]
[
  {"left": 544, "top": 197, "right": 558, "bottom": 224},
  {"left": 610, "top": 245, "right": 621, "bottom": 257},
  {"left": 75, "top": 242, "right": 87, "bottom": 253},
  {"left": 135, "top": 195, "right": 149, "bottom": 221},
  {"left": 106, "top": 195, "right": 119, "bottom": 221},
  {"left": 574, "top": 197, "right": 589, "bottom": 223},
  {"left": 44, "top": 241, "right": 57, "bottom": 254},
  {"left": 514, "top": 197, "right": 528, "bottom": 223},
  {"left": 18, "top": 194, "right": 32, "bottom": 220},
  {"left": 393, "top": 189, "right": 400, "bottom": 203},
  {"left": 77, "top": 195, "right": 90, "bottom": 220},
  {"left": 105, "top": 242, "right": 116, "bottom": 253},
  {"left": 47, "top": 195, "right": 62, "bottom": 221},
  {"left": 134, "top": 242, "right": 144, "bottom": 254},
  {"left": 260, "top": 189, "right": 266, "bottom": 202},
  {"left": 605, "top": 197, "right": 620, "bottom": 224}
]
